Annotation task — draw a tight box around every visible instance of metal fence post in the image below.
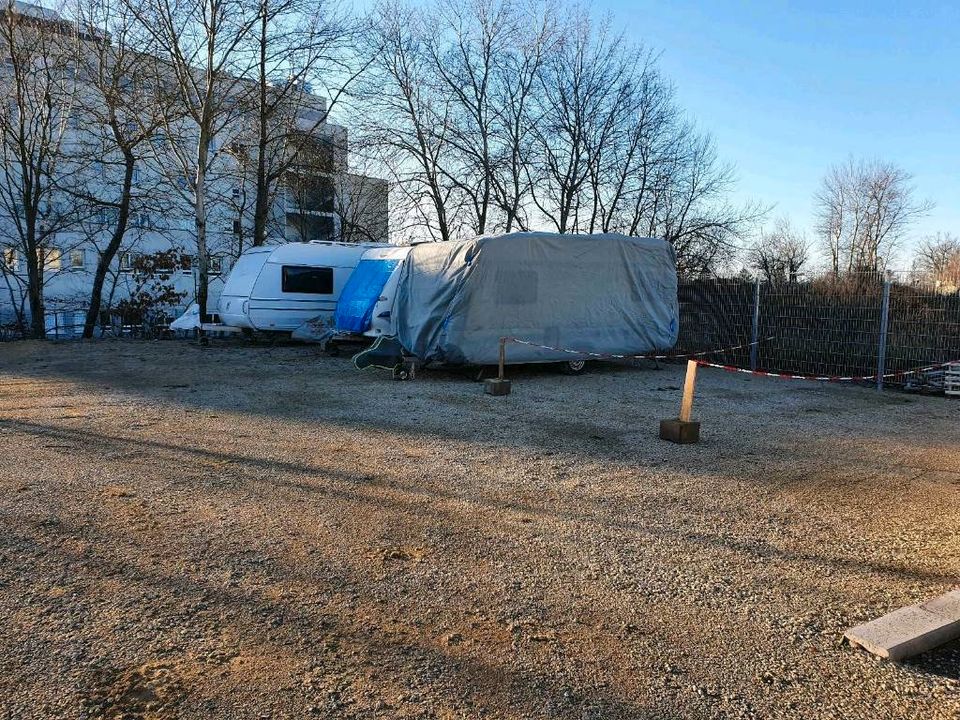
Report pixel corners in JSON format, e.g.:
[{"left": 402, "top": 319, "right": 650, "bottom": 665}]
[
  {"left": 750, "top": 277, "right": 761, "bottom": 371},
  {"left": 876, "top": 279, "right": 892, "bottom": 391}
]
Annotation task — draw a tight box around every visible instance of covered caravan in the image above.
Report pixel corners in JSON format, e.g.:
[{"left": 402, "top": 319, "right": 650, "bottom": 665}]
[{"left": 394, "top": 232, "right": 678, "bottom": 365}]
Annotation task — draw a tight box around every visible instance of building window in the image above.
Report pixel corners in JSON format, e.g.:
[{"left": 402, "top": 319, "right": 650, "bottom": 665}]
[
  {"left": 179, "top": 255, "right": 220, "bottom": 274},
  {"left": 281, "top": 265, "right": 333, "bottom": 295},
  {"left": 39, "top": 247, "right": 62, "bottom": 270},
  {"left": 2, "top": 247, "right": 17, "bottom": 271},
  {"left": 70, "top": 249, "right": 85, "bottom": 269},
  {"left": 131, "top": 213, "right": 152, "bottom": 229},
  {"left": 286, "top": 212, "right": 334, "bottom": 242},
  {"left": 232, "top": 219, "right": 242, "bottom": 235},
  {"left": 232, "top": 186, "right": 241, "bottom": 200},
  {"left": 131, "top": 166, "right": 141, "bottom": 183},
  {"left": 119, "top": 252, "right": 135, "bottom": 271},
  {"left": 95, "top": 207, "right": 119, "bottom": 225},
  {"left": 285, "top": 172, "right": 335, "bottom": 213}
]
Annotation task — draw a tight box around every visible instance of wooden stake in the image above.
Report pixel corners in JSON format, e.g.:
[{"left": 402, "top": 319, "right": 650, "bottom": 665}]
[
  {"left": 498, "top": 337, "right": 506, "bottom": 381},
  {"left": 679, "top": 360, "right": 698, "bottom": 422}
]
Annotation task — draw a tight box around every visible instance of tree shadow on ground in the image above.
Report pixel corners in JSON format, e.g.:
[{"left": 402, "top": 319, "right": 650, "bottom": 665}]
[
  {"left": 1, "top": 514, "right": 690, "bottom": 720},
  {"left": 907, "top": 639, "right": 960, "bottom": 681},
  {"left": 3, "top": 416, "right": 956, "bottom": 590}
]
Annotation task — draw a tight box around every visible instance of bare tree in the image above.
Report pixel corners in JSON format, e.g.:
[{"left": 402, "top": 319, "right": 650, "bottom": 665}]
[
  {"left": 487, "top": 0, "right": 556, "bottom": 233},
  {"left": 68, "top": 0, "right": 174, "bottom": 337},
  {"left": 128, "top": 0, "right": 259, "bottom": 319},
  {"left": 421, "top": 0, "right": 513, "bottom": 236},
  {"left": 360, "top": 2, "right": 460, "bottom": 243},
  {"left": 815, "top": 157, "right": 932, "bottom": 275},
  {"left": 747, "top": 217, "right": 809, "bottom": 283},
  {"left": 0, "top": 0, "right": 79, "bottom": 337},
  {"left": 655, "top": 130, "right": 765, "bottom": 277},
  {"left": 912, "top": 232, "right": 960, "bottom": 291},
  {"left": 528, "top": 12, "right": 630, "bottom": 234},
  {"left": 241, "top": 0, "right": 363, "bottom": 248},
  {"left": 361, "top": 0, "right": 760, "bottom": 271}
]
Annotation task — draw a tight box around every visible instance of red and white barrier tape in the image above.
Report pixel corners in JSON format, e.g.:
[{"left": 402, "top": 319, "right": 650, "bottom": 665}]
[
  {"left": 694, "top": 359, "right": 957, "bottom": 383},
  {"left": 504, "top": 335, "right": 956, "bottom": 383},
  {"left": 506, "top": 336, "right": 774, "bottom": 361}
]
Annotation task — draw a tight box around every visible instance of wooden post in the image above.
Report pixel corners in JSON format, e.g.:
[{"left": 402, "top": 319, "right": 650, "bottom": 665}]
[
  {"left": 484, "top": 337, "right": 512, "bottom": 396},
  {"left": 660, "top": 359, "right": 701, "bottom": 443},
  {"left": 679, "top": 360, "right": 698, "bottom": 422},
  {"left": 498, "top": 336, "right": 506, "bottom": 381}
]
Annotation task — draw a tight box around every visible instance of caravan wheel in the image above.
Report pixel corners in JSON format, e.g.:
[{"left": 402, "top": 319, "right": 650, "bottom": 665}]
[{"left": 560, "top": 359, "right": 588, "bottom": 375}]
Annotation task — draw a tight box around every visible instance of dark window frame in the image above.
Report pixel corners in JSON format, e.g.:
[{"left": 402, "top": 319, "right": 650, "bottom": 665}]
[{"left": 281, "top": 265, "right": 334, "bottom": 295}]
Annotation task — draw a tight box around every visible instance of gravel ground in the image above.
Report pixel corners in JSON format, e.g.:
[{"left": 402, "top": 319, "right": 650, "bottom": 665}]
[{"left": 0, "top": 339, "right": 957, "bottom": 720}]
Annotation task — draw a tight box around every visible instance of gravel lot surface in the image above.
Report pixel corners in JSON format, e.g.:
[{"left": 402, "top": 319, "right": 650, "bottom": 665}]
[{"left": 0, "top": 339, "right": 957, "bottom": 720}]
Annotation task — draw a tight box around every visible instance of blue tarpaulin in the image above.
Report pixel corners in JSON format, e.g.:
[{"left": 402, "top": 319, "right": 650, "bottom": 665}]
[{"left": 334, "top": 259, "right": 399, "bottom": 333}]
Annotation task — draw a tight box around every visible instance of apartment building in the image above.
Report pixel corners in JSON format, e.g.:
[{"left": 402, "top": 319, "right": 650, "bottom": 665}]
[{"left": 0, "top": 1, "right": 389, "bottom": 335}]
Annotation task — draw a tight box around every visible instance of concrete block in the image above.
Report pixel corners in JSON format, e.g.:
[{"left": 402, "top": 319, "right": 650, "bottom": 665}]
[
  {"left": 845, "top": 590, "right": 960, "bottom": 661},
  {"left": 922, "top": 590, "right": 960, "bottom": 619},
  {"left": 659, "top": 418, "right": 700, "bottom": 444},
  {"left": 483, "top": 378, "right": 512, "bottom": 396}
]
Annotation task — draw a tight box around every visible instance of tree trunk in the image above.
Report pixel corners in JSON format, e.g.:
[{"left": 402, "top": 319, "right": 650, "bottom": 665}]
[
  {"left": 195, "top": 187, "right": 209, "bottom": 319},
  {"left": 195, "top": 92, "right": 212, "bottom": 319},
  {"left": 26, "top": 253, "right": 44, "bottom": 339},
  {"left": 253, "top": 161, "right": 269, "bottom": 246},
  {"left": 252, "top": 4, "right": 269, "bottom": 247},
  {"left": 84, "top": 152, "right": 135, "bottom": 338}
]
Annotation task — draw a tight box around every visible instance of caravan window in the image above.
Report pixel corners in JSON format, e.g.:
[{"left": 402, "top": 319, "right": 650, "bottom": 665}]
[{"left": 282, "top": 265, "right": 334, "bottom": 294}]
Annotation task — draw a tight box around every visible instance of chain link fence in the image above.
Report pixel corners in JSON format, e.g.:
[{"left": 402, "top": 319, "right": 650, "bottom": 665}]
[{"left": 677, "top": 271, "right": 960, "bottom": 390}]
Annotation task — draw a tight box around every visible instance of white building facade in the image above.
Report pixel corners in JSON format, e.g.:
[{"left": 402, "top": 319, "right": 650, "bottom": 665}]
[{"left": 0, "top": 2, "right": 389, "bottom": 336}]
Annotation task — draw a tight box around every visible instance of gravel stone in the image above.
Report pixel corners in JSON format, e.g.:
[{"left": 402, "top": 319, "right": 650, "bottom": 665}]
[{"left": 0, "top": 339, "right": 957, "bottom": 719}]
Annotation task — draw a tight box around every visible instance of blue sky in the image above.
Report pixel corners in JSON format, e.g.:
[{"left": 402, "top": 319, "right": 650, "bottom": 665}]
[{"left": 604, "top": 0, "right": 959, "bottom": 261}]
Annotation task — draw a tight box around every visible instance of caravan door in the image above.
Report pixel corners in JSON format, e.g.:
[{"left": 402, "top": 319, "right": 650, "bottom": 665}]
[{"left": 218, "top": 247, "right": 272, "bottom": 328}]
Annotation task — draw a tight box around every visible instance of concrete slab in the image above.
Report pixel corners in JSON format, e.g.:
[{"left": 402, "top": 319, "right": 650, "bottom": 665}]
[
  {"left": 845, "top": 590, "right": 960, "bottom": 661},
  {"left": 483, "top": 378, "right": 512, "bottom": 396},
  {"left": 922, "top": 590, "right": 960, "bottom": 619},
  {"left": 659, "top": 418, "right": 700, "bottom": 444}
]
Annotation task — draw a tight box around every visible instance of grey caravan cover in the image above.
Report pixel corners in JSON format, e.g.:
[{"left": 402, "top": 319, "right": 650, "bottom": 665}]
[{"left": 394, "top": 232, "right": 678, "bottom": 365}]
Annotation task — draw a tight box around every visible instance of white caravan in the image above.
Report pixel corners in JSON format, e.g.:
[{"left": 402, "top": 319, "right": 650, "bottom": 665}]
[{"left": 217, "top": 241, "right": 388, "bottom": 333}]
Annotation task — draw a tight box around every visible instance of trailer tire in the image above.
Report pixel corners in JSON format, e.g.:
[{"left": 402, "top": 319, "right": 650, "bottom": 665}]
[{"left": 560, "top": 359, "right": 588, "bottom": 375}]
